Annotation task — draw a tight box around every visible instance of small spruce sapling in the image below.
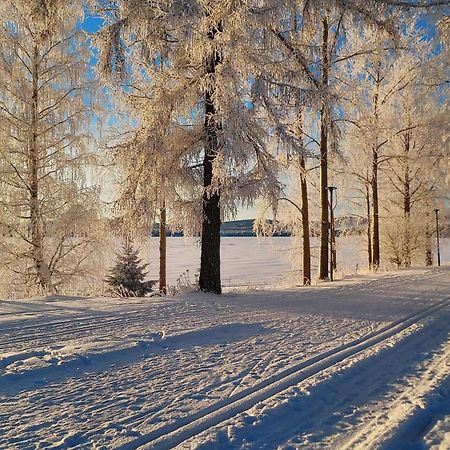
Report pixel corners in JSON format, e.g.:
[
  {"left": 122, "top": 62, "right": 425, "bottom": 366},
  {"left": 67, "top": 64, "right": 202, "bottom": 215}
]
[{"left": 106, "top": 242, "right": 153, "bottom": 297}]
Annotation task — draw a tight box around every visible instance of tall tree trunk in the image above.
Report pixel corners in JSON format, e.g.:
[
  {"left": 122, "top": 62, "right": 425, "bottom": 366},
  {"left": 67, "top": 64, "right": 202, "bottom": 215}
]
[
  {"left": 199, "top": 22, "right": 222, "bottom": 294},
  {"left": 371, "top": 149, "right": 380, "bottom": 269},
  {"left": 159, "top": 205, "right": 167, "bottom": 294},
  {"left": 403, "top": 134, "right": 411, "bottom": 217},
  {"left": 300, "top": 157, "right": 311, "bottom": 286},
  {"left": 294, "top": 109, "right": 311, "bottom": 286},
  {"left": 319, "top": 16, "right": 329, "bottom": 281},
  {"left": 402, "top": 132, "right": 411, "bottom": 267},
  {"left": 29, "top": 45, "right": 52, "bottom": 292},
  {"left": 366, "top": 183, "right": 373, "bottom": 268},
  {"left": 371, "top": 73, "right": 381, "bottom": 270}
]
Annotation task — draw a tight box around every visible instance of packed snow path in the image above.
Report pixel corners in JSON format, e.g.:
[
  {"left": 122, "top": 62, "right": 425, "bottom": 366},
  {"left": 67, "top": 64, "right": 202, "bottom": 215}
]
[{"left": 1, "top": 268, "right": 449, "bottom": 449}]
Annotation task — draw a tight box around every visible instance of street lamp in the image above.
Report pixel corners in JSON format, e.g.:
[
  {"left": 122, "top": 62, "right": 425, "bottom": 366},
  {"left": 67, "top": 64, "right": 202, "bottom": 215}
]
[
  {"left": 327, "top": 186, "right": 337, "bottom": 281},
  {"left": 434, "top": 209, "right": 441, "bottom": 267}
]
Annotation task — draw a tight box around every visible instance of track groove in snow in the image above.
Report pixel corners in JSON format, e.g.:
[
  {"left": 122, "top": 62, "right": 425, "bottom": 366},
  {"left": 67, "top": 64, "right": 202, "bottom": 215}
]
[
  {"left": 118, "top": 298, "right": 450, "bottom": 450},
  {"left": 340, "top": 360, "right": 450, "bottom": 450}
]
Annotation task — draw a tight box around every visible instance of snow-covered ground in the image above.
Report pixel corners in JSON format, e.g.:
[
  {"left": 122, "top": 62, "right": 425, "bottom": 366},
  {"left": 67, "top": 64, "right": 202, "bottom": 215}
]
[
  {"left": 146, "top": 236, "right": 450, "bottom": 287},
  {"left": 1, "top": 265, "right": 449, "bottom": 449}
]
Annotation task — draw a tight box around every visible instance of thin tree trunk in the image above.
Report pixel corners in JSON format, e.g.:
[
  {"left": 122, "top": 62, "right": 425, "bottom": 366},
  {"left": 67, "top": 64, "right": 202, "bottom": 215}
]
[
  {"left": 371, "top": 73, "right": 381, "bottom": 270},
  {"left": 366, "top": 183, "right": 373, "bottom": 268},
  {"left": 300, "top": 155, "right": 311, "bottom": 286},
  {"left": 319, "top": 16, "right": 329, "bottom": 280},
  {"left": 371, "top": 149, "right": 380, "bottom": 269},
  {"left": 403, "top": 132, "right": 411, "bottom": 267},
  {"left": 29, "top": 44, "right": 52, "bottom": 292},
  {"left": 294, "top": 109, "right": 311, "bottom": 286},
  {"left": 159, "top": 205, "right": 167, "bottom": 294},
  {"left": 199, "top": 22, "right": 222, "bottom": 294},
  {"left": 403, "top": 134, "right": 411, "bottom": 217}
]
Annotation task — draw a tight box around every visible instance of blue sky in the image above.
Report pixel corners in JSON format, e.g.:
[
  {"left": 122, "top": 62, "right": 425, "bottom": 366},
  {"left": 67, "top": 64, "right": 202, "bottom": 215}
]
[{"left": 81, "top": 11, "right": 104, "bottom": 34}]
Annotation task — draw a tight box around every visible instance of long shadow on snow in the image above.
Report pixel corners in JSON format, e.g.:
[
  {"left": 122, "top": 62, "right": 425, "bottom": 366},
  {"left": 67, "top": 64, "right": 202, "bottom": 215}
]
[
  {"left": 195, "top": 311, "right": 450, "bottom": 449},
  {"left": 0, "top": 323, "right": 271, "bottom": 396}
]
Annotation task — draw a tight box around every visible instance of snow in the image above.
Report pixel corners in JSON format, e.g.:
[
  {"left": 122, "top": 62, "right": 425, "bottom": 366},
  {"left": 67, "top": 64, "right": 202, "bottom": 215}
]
[
  {"left": 147, "top": 236, "right": 292, "bottom": 287},
  {"left": 1, "top": 255, "right": 449, "bottom": 449},
  {"left": 146, "top": 236, "right": 450, "bottom": 288}
]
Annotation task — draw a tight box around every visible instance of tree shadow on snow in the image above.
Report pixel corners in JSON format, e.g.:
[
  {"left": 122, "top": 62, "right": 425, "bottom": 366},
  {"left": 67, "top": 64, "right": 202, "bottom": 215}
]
[{"left": 0, "top": 323, "right": 271, "bottom": 396}]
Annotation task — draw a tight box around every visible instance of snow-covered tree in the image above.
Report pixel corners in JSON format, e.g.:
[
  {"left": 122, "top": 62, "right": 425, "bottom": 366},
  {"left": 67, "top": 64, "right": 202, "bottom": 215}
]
[
  {"left": 340, "top": 16, "right": 449, "bottom": 269},
  {"left": 339, "top": 23, "right": 408, "bottom": 269},
  {"left": 255, "top": 2, "right": 444, "bottom": 279},
  {"left": 92, "top": 1, "right": 289, "bottom": 294},
  {"left": 382, "top": 58, "right": 449, "bottom": 266},
  {"left": 0, "top": 1, "right": 100, "bottom": 294}
]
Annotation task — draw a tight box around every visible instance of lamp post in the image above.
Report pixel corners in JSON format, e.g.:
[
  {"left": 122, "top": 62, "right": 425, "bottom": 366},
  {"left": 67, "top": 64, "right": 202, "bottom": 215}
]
[
  {"left": 434, "top": 209, "right": 441, "bottom": 267},
  {"left": 327, "top": 186, "right": 337, "bottom": 281}
]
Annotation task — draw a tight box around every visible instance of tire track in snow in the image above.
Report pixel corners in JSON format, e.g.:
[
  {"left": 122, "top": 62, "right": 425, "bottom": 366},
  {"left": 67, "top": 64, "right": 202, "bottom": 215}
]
[{"left": 117, "top": 298, "right": 450, "bottom": 450}]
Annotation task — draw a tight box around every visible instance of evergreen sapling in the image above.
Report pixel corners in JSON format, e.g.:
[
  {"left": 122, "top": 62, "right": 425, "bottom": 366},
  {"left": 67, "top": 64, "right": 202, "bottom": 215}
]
[{"left": 106, "top": 243, "right": 153, "bottom": 297}]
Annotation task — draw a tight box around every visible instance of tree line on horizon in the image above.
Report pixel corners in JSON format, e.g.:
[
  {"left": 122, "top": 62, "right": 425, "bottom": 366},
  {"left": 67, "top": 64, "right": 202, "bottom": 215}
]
[{"left": 0, "top": 0, "right": 448, "bottom": 297}]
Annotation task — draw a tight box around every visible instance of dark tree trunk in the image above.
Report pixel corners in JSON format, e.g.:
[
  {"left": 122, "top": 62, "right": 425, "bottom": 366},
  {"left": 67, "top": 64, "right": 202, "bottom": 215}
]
[
  {"left": 319, "top": 16, "right": 329, "bottom": 281},
  {"left": 294, "top": 109, "right": 311, "bottom": 286},
  {"left": 300, "top": 156, "right": 311, "bottom": 286},
  {"left": 366, "top": 183, "right": 373, "bottom": 268},
  {"left": 403, "top": 131, "right": 411, "bottom": 216},
  {"left": 159, "top": 205, "right": 167, "bottom": 294},
  {"left": 199, "top": 22, "right": 222, "bottom": 294},
  {"left": 199, "top": 147, "right": 221, "bottom": 294},
  {"left": 403, "top": 132, "right": 411, "bottom": 267},
  {"left": 371, "top": 75, "right": 381, "bottom": 271},
  {"left": 371, "top": 147, "right": 380, "bottom": 269}
]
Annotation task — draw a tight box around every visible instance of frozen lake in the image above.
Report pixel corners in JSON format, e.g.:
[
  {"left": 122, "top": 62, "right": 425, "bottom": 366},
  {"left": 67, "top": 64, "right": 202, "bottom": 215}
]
[{"left": 146, "top": 236, "right": 450, "bottom": 288}]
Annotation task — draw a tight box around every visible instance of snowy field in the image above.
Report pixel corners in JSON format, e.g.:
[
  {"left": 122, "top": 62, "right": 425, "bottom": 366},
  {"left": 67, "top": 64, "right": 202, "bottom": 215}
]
[
  {"left": 146, "top": 236, "right": 450, "bottom": 287},
  {"left": 1, "top": 264, "right": 449, "bottom": 449}
]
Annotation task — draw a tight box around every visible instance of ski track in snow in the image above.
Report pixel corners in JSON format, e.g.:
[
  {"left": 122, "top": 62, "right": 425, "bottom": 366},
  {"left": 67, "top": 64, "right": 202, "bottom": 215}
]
[
  {"left": 182, "top": 301, "right": 450, "bottom": 450},
  {"left": 0, "top": 267, "right": 449, "bottom": 449},
  {"left": 123, "top": 298, "right": 450, "bottom": 450}
]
